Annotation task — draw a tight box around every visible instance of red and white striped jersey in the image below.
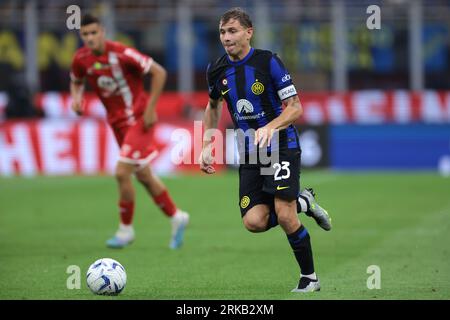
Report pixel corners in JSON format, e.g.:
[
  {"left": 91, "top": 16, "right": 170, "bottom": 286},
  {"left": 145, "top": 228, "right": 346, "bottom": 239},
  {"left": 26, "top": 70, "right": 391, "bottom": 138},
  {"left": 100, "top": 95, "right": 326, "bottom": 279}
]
[{"left": 71, "top": 40, "right": 153, "bottom": 127}]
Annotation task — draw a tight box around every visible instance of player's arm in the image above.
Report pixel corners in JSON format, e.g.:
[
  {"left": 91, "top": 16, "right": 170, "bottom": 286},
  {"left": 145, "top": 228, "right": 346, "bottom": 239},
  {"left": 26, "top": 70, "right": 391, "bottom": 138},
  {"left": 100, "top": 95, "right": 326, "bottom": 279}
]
[
  {"left": 269, "top": 95, "right": 302, "bottom": 129},
  {"left": 70, "top": 77, "right": 85, "bottom": 116},
  {"left": 70, "top": 56, "right": 86, "bottom": 116},
  {"left": 143, "top": 61, "right": 167, "bottom": 129},
  {"left": 200, "top": 98, "right": 223, "bottom": 174},
  {"left": 255, "top": 54, "right": 303, "bottom": 147},
  {"left": 255, "top": 95, "right": 302, "bottom": 147}
]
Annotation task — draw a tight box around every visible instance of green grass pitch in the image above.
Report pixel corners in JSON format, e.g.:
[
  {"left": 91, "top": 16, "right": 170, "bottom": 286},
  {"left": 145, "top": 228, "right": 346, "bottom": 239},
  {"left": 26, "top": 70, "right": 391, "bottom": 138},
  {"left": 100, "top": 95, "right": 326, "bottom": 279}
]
[{"left": 1, "top": 171, "right": 449, "bottom": 299}]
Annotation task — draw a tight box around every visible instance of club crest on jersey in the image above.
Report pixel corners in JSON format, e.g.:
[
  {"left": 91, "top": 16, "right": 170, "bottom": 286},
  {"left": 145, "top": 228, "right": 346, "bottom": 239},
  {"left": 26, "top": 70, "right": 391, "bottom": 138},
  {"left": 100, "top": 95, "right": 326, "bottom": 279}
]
[
  {"left": 240, "top": 196, "right": 250, "bottom": 209},
  {"left": 222, "top": 78, "right": 228, "bottom": 85},
  {"left": 236, "top": 99, "right": 254, "bottom": 114},
  {"left": 251, "top": 79, "right": 264, "bottom": 95}
]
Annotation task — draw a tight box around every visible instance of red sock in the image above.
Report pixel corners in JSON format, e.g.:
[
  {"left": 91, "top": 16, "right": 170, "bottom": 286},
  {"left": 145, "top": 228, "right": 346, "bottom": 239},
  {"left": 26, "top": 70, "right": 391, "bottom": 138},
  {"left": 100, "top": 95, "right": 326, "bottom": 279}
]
[
  {"left": 119, "top": 200, "right": 135, "bottom": 225},
  {"left": 153, "top": 190, "right": 177, "bottom": 217}
]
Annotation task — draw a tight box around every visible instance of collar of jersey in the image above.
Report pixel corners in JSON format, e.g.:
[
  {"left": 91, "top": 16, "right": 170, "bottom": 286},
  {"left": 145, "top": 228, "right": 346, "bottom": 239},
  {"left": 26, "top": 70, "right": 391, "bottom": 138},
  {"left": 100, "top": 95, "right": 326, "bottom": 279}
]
[
  {"left": 90, "top": 40, "right": 111, "bottom": 57},
  {"left": 226, "top": 47, "right": 254, "bottom": 65}
]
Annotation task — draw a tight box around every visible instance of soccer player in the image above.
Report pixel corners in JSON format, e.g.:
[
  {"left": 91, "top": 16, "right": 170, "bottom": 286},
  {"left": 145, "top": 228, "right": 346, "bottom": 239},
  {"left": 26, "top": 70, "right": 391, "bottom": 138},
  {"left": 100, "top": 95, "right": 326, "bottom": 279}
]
[
  {"left": 70, "top": 14, "right": 189, "bottom": 249},
  {"left": 200, "top": 8, "right": 331, "bottom": 292}
]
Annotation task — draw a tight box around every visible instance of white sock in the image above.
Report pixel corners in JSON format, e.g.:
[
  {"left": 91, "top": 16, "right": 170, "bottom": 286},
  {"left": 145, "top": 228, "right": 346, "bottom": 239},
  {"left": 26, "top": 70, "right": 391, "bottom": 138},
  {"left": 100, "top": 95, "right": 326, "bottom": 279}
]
[
  {"left": 171, "top": 210, "right": 182, "bottom": 220},
  {"left": 298, "top": 197, "right": 309, "bottom": 212},
  {"left": 301, "top": 272, "right": 317, "bottom": 281},
  {"left": 119, "top": 223, "right": 133, "bottom": 232}
]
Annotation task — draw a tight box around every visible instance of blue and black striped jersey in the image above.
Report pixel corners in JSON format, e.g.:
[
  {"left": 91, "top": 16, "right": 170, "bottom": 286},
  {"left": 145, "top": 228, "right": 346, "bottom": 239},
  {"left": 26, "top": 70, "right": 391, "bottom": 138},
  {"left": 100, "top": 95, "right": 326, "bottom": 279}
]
[{"left": 206, "top": 48, "right": 301, "bottom": 154}]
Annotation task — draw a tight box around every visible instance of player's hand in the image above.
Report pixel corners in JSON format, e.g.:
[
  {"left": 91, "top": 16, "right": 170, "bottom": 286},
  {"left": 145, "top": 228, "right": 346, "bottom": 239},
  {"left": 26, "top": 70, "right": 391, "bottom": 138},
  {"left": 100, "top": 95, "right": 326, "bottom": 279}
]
[
  {"left": 255, "top": 125, "right": 277, "bottom": 147},
  {"left": 199, "top": 145, "right": 216, "bottom": 174},
  {"left": 71, "top": 98, "right": 84, "bottom": 116},
  {"left": 143, "top": 108, "right": 158, "bottom": 130}
]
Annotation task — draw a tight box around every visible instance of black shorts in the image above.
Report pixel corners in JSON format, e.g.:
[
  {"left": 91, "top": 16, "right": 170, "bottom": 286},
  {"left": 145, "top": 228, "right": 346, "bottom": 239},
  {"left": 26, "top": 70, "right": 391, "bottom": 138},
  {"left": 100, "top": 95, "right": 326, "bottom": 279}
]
[{"left": 238, "top": 148, "right": 301, "bottom": 216}]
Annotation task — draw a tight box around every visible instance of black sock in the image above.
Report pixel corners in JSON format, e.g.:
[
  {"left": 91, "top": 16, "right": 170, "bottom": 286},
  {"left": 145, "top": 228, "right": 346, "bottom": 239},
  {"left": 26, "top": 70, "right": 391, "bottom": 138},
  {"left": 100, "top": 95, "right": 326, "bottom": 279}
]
[
  {"left": 265, "top": 203, "right": 278, "bottom": 231},
  {"left": 267, "top": 199, "right": 309, "bottom": 231},
  {"left": 287, "top": 225, "right": 315, "bottom": 275}
]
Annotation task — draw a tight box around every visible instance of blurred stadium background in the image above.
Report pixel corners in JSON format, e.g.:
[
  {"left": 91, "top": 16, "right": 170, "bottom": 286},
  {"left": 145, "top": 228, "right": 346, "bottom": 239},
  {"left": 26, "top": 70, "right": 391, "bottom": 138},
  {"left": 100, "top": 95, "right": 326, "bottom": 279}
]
[
  {"left": 1, "top": 0, "right": 450, "bottom": 299},
  {"left": 1, "top": 0, "right": 450, "bottom": 174}
]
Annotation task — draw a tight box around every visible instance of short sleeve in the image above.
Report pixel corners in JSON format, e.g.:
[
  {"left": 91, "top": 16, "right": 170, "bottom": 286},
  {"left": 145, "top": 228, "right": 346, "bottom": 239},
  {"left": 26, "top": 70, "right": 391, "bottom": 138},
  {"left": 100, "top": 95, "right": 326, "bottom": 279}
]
[
  {"left": 70, "top": 56, "right": 86, "bottom": 82},
  {"left": 206, "top": 62, "right": 221, "bottom": 100},
  {"left": 269, "top": 54, "right": 298, "bottom": 101},
  {"left": 123, "top": 47, "right": 153, "bottom": 74}
]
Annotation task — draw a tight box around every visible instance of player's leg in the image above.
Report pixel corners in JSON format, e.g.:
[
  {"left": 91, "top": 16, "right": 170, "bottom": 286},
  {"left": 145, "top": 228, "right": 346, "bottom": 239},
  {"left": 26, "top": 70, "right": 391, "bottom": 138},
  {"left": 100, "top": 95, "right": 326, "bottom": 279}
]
[
  {"left": 274, "top": 197, "right": 320, "bottom": 293},
  {"left": 239, "top": 164, "right": 273, "bottom": 233},
  {"left": 259, "top": 138, "right": 330, "bottom": 230},
  {"left": 264, "top": 149, "right": 320, "bottom": 292},
  {"left": 116, "top": 118, "right": 188, "bottom": 249},
  {"left": 266, "top": 190, "right": 332, "bottom": 231},
  {"left": 106, "top": 160, "right": 137, "bottom": 248},
  {"left": 242, "top": 204, "right": 271, "bottom": 233},
  {"left": 104, "top": 124, "right": 138, "bottom": 248},
  {"left": 265, "top": 192, "right": 331, "bottom": 231},
  {"left": 261, "top": 147, "right": 331, "bottom": 231},
  {"left": 135, "top": 165, "right": 189, "bottom": 249}
]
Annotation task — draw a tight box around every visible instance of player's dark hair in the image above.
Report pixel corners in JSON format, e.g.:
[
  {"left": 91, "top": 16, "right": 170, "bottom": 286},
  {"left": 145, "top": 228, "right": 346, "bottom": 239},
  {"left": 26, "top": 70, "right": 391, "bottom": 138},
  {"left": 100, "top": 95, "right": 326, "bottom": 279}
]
[
  {"left": 220, "top": 7, "right": 253, "bottom": 28},
  {"left": 81, "top": 14, "right": 101, "bottom": 27}
]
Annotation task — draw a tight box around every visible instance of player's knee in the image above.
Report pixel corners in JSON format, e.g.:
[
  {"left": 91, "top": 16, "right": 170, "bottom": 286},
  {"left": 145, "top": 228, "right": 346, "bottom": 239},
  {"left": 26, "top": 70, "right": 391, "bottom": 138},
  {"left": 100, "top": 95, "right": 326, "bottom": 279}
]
[
  {"left": 276, "top": 212, "right": 291, "bottom": 226},
  {"left": 276, "top": 208, "right": 300, "bottom": 228},
  {"left": 242, "top": 215, "right": 266, "bottom": 233},
  {"left": 275, "top": 201, "right": 297, "bottom": 226}
]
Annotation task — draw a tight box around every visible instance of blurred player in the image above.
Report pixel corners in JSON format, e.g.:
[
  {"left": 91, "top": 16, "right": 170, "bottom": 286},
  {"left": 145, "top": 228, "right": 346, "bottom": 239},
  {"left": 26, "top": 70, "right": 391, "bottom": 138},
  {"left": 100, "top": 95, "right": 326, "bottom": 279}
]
[
  {"left": 200, "top": 8, "right": 331, "bottom": 292},
  {"left": 70, "top": 14, "right": 189, "bottom": 249}
]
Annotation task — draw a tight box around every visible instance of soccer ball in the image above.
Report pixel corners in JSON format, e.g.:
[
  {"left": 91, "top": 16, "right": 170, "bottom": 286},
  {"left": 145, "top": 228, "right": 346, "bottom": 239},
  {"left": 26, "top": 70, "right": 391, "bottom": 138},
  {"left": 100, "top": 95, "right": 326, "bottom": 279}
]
[{"left": 86, "top": 258, "right": 127, "bottom": 295}]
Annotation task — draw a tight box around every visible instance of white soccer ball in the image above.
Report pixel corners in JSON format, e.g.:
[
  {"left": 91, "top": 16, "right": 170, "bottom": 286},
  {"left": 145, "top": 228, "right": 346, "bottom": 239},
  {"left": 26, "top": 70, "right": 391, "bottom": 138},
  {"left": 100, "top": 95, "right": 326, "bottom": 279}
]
[{"left": 86, "top": 258, "right": 127, "bottom": 295}]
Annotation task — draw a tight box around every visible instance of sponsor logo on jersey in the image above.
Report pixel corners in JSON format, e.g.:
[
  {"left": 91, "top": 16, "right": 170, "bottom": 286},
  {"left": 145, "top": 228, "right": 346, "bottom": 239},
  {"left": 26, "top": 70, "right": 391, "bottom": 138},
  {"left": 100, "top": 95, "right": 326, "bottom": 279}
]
[
  {"left": 236, "top": 99, "right": 254, "bottom": 114},
  {"left": 281, "top": 74, "right": 291, "bottom": 82},
  {"left": 87, "top": 62, "right": 110, "bottom": 74},
  {"left": 234, "top": 99, "right": 267, "bottom": 121},
  {"left": 233, "top": 112, "right": 266, "bottom": 121},
  {"left": 97, "top": 75, "right": 118, "bottom": 93},
  {"left": 251, "top": 80, "right": 264, "bottom": 95},
  {"left": 94, "top": 62, "right": 109, "bottom": 70}
]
